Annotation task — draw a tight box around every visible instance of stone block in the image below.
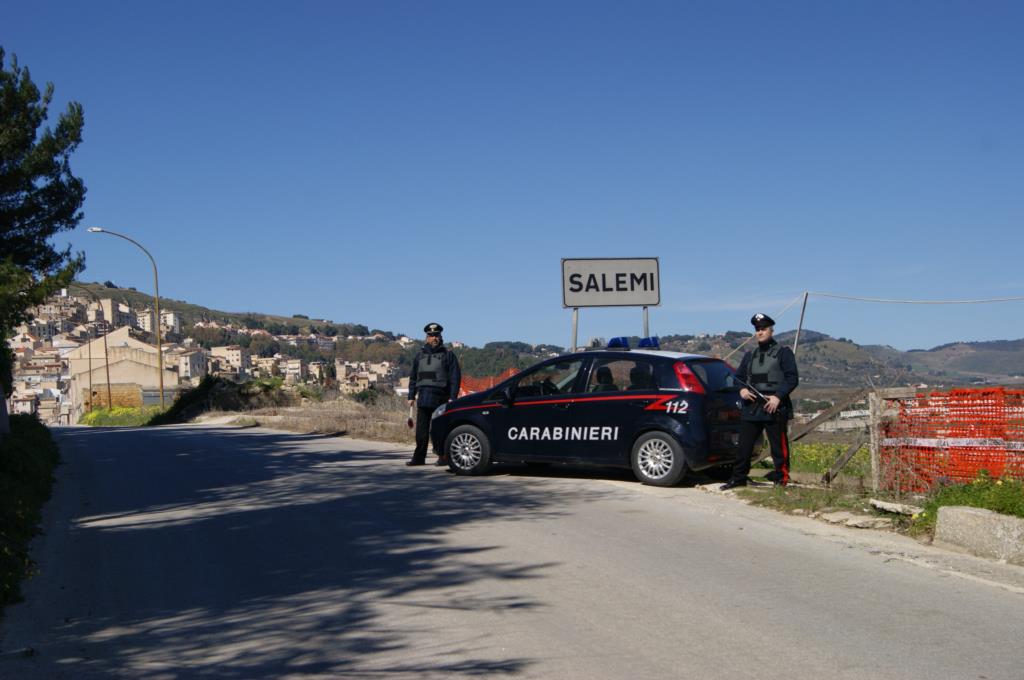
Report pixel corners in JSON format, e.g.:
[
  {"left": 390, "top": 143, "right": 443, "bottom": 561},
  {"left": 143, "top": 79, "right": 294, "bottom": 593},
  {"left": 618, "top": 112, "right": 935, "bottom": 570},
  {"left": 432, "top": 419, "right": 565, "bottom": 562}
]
[
  {"left": 935, "top": 506, "right": 1024, "bottom": 565},
  {"left": 846, "top": 516, "right": 893, "bottom": 530},
  {"left": 820, "top": 511, "right": 856, "bottom": 524}
]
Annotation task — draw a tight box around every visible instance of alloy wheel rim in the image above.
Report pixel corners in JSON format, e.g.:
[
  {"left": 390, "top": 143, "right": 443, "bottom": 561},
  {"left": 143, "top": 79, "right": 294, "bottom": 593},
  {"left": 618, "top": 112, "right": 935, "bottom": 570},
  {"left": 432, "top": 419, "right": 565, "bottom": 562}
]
[
  {"left": 451, "top": 433, "right": 483, "bottom": 468},
  {"left": 638, "top": 439, "right": 673, "bottom": 479}
]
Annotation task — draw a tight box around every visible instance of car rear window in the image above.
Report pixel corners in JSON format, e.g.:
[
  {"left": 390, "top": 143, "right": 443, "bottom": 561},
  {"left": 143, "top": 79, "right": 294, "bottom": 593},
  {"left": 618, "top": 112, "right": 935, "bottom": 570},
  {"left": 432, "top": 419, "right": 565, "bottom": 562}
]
[{"left": 685, "top": 359, "right": 736, "bottom": 392}]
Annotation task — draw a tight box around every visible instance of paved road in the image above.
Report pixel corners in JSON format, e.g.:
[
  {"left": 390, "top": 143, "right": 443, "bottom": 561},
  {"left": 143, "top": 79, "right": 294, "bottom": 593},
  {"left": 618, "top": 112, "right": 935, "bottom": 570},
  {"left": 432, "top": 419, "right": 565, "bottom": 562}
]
[{"left": 2, "top": 425, "right": 1024, "bottom": 679}]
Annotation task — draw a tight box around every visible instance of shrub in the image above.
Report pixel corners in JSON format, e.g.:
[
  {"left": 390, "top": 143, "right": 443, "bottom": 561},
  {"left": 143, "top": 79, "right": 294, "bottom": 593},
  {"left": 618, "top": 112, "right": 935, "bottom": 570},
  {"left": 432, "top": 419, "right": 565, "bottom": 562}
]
[
  {"left": 911, "top": 472, "right": 1024, "bottom": 534},
  {"left": 352, "top": 388, "right": 378, "bottom": 405},
  {"left": 296, "top": 384, "right": 324, "bottom": 402},
  {"left": 756, "top": 442, "right": 870, "bottom": 478},
  {"left": 0, "top": 414, "right": 60, "bottom": 606},
  {"left": 80, "top": 406, "right": 163, "bottom": 427},
  {"left": 148, "top": 376, "right": 294, "bottom": 426}
]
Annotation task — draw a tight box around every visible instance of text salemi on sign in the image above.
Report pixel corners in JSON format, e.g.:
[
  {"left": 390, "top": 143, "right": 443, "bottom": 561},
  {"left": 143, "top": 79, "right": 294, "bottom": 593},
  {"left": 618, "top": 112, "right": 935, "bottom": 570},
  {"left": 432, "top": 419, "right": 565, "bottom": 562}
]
[{"left": 562, "top": 258, "right": 660, "bottom": 308}]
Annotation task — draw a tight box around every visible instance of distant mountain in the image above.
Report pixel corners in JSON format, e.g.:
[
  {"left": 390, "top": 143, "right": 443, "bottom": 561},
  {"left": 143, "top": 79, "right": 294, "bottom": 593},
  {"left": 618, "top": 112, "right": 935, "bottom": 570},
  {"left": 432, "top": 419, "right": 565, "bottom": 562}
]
[
  {"left": 74, "top": 281, "right": 369, "bottom": 335},
  {"left": 874, "top": 339, "right": 1024, "bottom": 384},
  {"left": 658, "top": 331, "right": 917, "bottom": 388},
  {"left": 71, "top": 282, "right": 1024, "bottom": 387},
  {"left": 659, "top": 329, "right": 1024, "bottom": 388}
]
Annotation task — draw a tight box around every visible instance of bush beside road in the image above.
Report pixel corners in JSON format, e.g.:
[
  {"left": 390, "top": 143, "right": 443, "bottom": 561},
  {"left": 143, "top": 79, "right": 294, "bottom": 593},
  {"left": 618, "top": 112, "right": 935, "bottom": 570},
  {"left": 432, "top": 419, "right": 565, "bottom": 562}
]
[
  {"left": 735, "top": 465, "right": 1024, "bottom": 565},
  {"left": 0, "top": 415, "right": 60, "bottom": 610}
]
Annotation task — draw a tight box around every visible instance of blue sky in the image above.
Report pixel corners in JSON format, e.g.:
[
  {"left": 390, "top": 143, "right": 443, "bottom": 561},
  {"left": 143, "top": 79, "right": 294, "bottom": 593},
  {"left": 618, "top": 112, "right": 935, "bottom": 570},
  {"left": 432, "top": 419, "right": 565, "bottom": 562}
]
[{"left": 5, "top": 1, "right": 1023, "bottom": 349}]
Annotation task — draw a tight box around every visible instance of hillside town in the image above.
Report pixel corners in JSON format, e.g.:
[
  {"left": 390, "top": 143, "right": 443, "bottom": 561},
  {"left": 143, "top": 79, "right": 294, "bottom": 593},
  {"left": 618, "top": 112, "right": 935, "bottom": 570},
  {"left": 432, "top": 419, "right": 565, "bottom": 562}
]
[{"left": 6, "top": 289, "right": 409, "bottom": 424}]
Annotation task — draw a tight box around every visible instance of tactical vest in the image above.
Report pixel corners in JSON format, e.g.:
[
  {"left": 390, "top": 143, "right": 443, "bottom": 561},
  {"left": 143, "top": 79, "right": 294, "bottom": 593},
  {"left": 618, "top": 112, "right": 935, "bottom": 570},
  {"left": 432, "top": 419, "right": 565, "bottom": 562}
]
[
  {"left": 748, "top": 342, "right": 785, "bottom": 394},
  {"left": 415, "top": 350, "right": 449, "bottom": 389}
]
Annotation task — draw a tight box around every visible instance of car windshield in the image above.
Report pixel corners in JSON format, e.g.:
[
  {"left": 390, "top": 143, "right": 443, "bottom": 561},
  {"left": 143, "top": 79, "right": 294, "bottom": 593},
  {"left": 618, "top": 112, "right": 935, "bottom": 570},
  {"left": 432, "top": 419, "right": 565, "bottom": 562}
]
[
  {"left": 513, "top": 360, "right": 584, "bottom": 397},
  {"left": 686, "top": 359, "right": 736, "bottom": 392}
]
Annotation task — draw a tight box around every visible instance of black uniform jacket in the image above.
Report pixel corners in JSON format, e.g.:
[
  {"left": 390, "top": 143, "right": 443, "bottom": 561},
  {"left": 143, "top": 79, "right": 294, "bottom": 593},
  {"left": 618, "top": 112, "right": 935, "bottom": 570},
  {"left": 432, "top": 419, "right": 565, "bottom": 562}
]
[
  {"left": 409, "top": 344, "right": 462, "bottom": 409},
  {"left": 736, "top": 339, "right": 799, "bottom": 421}
]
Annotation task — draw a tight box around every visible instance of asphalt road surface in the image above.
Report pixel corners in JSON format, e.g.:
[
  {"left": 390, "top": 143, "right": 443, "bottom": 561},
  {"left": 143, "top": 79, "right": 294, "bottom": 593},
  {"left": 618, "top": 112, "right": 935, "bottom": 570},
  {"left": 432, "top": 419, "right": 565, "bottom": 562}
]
[{"left": 2, "top": 424, "right": 1024, "bottom": 679}]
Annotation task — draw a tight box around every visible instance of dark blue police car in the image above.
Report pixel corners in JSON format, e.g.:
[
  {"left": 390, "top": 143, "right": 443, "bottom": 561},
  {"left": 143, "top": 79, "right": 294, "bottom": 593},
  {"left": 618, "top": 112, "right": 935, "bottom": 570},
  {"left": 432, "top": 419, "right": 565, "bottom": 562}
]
[{"left": 430, "top": 339, "right": 743, "bottom": 486}]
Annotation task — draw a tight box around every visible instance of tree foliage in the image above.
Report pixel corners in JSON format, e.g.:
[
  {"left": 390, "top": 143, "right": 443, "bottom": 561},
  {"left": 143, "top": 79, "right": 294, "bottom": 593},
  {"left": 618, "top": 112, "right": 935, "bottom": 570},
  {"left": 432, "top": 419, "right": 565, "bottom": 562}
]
[
  {"left": 454, "top": 346, "right": 537, "bottom": 377},
  {"left": 0, "top": 414, "right": 61, "bottom": 603},
  {"left": 1, "top": 47, "right": 87, "bottom": 390}
]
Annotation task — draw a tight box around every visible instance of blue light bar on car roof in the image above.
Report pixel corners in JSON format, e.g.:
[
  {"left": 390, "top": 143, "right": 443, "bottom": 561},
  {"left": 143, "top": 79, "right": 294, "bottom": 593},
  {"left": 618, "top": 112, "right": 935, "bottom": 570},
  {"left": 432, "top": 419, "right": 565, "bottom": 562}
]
[
  {"left": 607, "top": 337, "right": 630, "bottom": 349},
  {"left": 638, "top": 336, "right": 660, "bottom": 349}
]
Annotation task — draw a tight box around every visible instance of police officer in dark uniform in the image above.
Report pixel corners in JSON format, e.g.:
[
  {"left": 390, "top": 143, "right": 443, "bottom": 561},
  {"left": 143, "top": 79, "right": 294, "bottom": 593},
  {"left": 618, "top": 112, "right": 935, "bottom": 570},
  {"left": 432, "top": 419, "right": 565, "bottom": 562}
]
[
  {"left": 721, "top": 313, "right": 799, "bottom": 489},
  {"left": 406, "top": 322, "right": 462, "bottom": 466}
]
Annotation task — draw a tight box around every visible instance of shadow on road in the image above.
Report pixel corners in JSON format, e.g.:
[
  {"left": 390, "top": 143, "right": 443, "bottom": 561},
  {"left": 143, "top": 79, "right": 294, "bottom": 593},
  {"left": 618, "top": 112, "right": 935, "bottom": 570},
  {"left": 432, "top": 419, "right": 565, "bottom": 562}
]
[
  {"left": 9, "top": 426, "right": 615, "bottom": 678},
  {"left": 494, "top": 460, "right": 723, "bottom": 487}
]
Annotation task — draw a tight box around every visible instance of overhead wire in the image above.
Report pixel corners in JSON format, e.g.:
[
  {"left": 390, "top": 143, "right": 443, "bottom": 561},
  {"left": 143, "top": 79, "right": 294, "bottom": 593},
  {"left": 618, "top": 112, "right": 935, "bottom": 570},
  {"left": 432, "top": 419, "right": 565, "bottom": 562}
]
[
  {"left": 808, "top": 292, "right": 1024, "bottom": 305},
  {"left": 722, "top": 293, "right": 806, "bottom": 363},
  {"left": 720, "top": 286, "right": 1024, "bottom": 364}
]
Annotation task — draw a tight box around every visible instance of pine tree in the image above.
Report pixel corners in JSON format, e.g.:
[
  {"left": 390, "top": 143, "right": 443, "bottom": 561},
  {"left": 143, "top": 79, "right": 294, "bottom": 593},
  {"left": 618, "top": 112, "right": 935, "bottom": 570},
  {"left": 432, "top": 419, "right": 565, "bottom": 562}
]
[{"left": 1, "top": 47, "right": 87, "bottom": 432}]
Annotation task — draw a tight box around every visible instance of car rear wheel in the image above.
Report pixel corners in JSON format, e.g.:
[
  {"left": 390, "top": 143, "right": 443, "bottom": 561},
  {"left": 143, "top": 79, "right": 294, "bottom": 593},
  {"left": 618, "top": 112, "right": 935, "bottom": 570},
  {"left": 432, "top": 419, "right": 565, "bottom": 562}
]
[
  {"left": 630, "top": 431, "right": 686, "bottom": 486},
  {"left": 446, "top": 425, "right": 493, "bottom": 476}
]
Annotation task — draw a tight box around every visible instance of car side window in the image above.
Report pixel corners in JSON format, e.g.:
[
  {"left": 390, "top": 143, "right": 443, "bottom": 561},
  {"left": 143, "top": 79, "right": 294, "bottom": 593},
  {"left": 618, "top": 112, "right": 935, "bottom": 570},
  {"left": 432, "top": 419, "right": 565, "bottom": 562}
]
[
  {"left": 687, "top": 359, "right": 736, "bottom": 391},
  {"left": 653, "top": 362, "right": 680, "bottom": 389},
  {"left": 586, "top": 358, "right": 657, "bottom": 393},
  {"left": 514, "top": 360, "right": 584, "bottom": 397}
]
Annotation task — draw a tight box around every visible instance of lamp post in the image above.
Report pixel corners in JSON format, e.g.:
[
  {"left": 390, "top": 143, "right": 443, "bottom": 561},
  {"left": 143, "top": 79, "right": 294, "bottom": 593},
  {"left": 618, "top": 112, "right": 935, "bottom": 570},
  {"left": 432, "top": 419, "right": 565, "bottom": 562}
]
[{"left": 87, "top": 227, "right": 165, "bottom": 408}]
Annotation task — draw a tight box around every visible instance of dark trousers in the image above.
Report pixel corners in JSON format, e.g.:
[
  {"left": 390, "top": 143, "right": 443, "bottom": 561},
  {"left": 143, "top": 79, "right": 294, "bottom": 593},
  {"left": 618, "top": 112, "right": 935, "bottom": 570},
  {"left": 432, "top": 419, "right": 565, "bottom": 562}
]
[
  {"left": 731, "top": 418, "right": 791, "bottom": 484},
  {"left": 412, "top": 406, "right": 437, "bottom": 462}
]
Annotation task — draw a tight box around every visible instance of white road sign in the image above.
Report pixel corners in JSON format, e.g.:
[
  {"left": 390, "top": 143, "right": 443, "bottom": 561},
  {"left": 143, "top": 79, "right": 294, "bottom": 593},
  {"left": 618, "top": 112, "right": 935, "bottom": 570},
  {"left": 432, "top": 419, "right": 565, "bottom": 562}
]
[{"left": 562, "top": 258, "right": 660, "bottom": 308}]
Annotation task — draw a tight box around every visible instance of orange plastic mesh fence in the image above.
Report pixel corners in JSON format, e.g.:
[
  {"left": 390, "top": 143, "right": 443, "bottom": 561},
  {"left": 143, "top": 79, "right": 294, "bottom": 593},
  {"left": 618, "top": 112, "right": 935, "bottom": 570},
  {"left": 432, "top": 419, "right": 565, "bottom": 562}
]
[
  {"left": 459, "top": 368, "right": 519, "bottom": 397},
  {"left": 879, "top": 388, "right": 1024, "bottom": 492}
]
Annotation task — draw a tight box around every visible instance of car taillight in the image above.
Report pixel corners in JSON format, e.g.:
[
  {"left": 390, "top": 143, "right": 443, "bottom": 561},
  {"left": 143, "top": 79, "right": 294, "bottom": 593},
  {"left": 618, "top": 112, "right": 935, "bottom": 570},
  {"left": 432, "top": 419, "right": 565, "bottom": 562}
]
[{"left": 674, "top": 362, "right": 706, "bottom": 394}]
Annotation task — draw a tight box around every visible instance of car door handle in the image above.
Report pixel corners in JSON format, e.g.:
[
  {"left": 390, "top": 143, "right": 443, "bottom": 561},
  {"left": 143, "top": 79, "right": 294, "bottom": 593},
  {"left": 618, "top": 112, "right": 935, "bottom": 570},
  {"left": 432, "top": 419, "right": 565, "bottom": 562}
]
[{"left": 555, "top": 402, "right": 572, "bottom": 410}]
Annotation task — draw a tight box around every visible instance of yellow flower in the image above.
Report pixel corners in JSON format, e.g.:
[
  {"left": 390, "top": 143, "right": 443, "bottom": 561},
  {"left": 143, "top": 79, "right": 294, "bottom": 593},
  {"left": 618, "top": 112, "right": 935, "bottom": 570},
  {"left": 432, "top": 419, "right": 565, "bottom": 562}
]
[{"left": 996, "top": 480, "right": 1003, "bottom": 486}]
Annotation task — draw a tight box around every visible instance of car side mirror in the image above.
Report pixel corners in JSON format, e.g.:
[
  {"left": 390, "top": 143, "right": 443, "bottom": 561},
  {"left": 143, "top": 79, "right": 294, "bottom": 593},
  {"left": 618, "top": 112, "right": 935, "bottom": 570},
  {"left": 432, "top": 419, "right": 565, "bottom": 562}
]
[{"left": 496, "top": 386, "right": 514, "bottom": 405}]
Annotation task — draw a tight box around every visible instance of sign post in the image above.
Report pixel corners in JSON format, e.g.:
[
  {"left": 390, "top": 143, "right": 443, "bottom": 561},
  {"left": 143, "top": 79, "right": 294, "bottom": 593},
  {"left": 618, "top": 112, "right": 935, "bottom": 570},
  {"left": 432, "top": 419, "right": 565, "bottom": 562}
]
[
  {"left": 562, "top": 258, "right": 660, "bottom": 349},
  {"left": 571, "top": 307, "right": 579, "bottom": 351}
]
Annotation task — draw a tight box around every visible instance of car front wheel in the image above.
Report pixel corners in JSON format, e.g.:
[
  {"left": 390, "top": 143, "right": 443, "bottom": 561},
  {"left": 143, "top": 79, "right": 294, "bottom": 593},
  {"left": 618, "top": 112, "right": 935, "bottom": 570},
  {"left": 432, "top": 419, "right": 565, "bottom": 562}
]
[
  {"left": 446, "top": 425, "right": 493, "bottom": 475},
  {"left": 630, "top": 431, "right": 686, "bottom": 486}
]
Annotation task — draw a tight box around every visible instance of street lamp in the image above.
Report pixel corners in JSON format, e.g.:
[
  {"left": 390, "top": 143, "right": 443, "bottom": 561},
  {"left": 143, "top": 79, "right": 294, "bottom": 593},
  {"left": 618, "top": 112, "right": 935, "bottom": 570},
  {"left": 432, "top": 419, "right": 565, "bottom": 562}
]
[{"left": 86, "top": 227, "right": 165, "bottom": 408}]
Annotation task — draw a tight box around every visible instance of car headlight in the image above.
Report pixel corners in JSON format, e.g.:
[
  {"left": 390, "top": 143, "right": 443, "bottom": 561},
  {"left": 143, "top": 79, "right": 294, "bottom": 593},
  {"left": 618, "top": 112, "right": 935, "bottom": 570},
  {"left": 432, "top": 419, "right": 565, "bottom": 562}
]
[{"left": 431, "top": 403, "right": 447, "bottom": 419}]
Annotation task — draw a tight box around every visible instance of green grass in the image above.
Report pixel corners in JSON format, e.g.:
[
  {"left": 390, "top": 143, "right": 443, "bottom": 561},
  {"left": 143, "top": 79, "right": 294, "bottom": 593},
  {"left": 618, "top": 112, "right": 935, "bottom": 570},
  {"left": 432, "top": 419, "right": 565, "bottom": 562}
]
[
  {"left": 910, "top": 473, "right": 1024, "bottom": 535},
  {"left": 1, "top": 414, "right": 60, "bottom": 607},
  {"left": 79, "top": 406, "right": 164, "bottom": 426},
  {"left": 754, "top": 442, "right": 870, "bottom": 477},
  {"left": 738, "top": 469, "right": 1024, "bottom": 540},
  {"left": 737, "top": 485, "right": 873, "bottom": 515}
]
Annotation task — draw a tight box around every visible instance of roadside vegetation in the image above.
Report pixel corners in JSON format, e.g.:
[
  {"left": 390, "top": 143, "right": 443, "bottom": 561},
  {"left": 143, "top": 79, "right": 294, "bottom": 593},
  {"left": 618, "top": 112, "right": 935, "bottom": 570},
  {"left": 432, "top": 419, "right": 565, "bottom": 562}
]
[
  {"left": 146, "top": 376, "right": 293, "bottom": 426},
  {"left": 225, "top": 392, "right": 415, "bottom": 443},
  {"left": 910, "top": 473, "right": 1024, "bottom": 536},
  {"left": 782, "top": 442, "right": 870, "bottom": 478},
  {"left": 0, "top": 415, "right": 60, "bottom": 608},
  {"left": 79, "top": 406, "right": 164, "bottom": 427},
  {"left": 741, "top": 445, "right": 1023, "bottom": 540},
  {"left": 143, "top": 376, "right": 414, "bottom": 443},
  {"left": 737, "top": 484, "right": 872, "bottom": 515}
]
